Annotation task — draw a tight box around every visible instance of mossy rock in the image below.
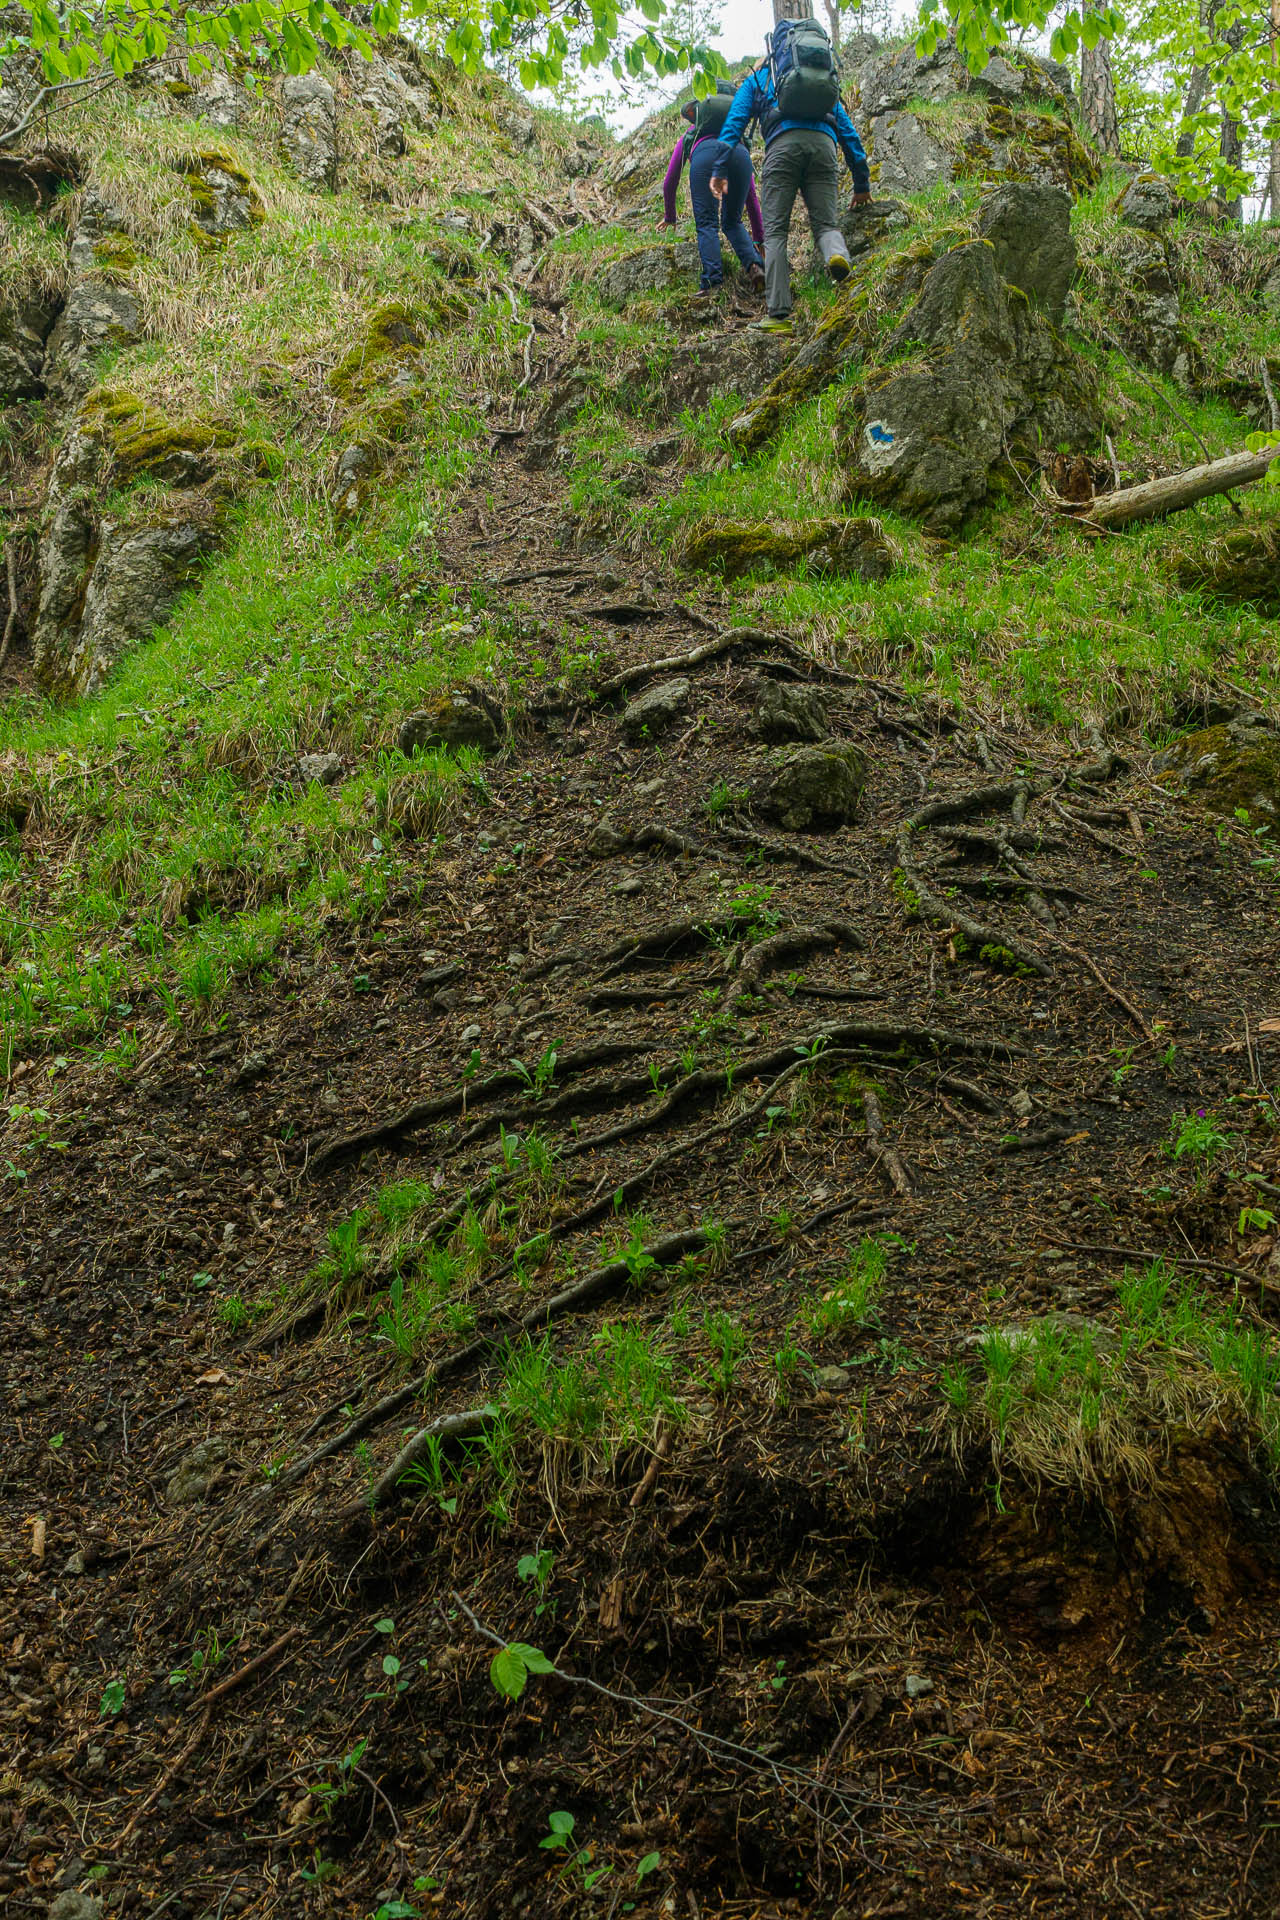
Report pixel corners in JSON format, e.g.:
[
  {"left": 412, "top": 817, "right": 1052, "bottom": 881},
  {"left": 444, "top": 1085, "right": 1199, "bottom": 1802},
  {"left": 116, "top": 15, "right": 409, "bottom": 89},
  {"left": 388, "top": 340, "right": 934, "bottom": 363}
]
[
  {"left": 753, "top": 742, "right": 867, "bottom": 832},
  {"left": 682, "top": 516, "right": 898, "bottom": 582},
  {"left": 178, "top": 149, "right": 266, "bottom": 243},
  {"left": 81, "top": 387, "right": 236, "bottom": 486},
  {"left": 960, "top": 104, "right": 1100, "bottom": 198},
  {"left": 327, "top": 298, "right": 460, "bottom": 402},
  {"left": 1153, "top": 721, "right": 1280, "bottom": 821},
  {"left": 1178, "top": 519, "right": 1280, "bottom": 613}
]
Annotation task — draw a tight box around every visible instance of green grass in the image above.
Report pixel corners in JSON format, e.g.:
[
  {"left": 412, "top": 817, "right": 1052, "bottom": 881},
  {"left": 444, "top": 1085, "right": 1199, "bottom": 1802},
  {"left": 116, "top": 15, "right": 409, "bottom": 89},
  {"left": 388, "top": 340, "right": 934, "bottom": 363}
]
[{"left": 943, "top": 1259, "right": 1280, "bottom": 1497}]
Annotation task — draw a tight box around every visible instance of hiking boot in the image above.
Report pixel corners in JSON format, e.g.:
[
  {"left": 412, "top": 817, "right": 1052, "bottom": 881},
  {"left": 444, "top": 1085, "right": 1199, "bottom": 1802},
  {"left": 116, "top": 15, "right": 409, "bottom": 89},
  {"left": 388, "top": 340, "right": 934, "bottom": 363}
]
[
  {"left": 753, "top": 315, "right": 793, "bottom": 336},
  {"left": 693, "top": 282, "right": 722, "bottom": 301},
  {"left": 827, "top": 252, "right": 852, "bottom": 283}
]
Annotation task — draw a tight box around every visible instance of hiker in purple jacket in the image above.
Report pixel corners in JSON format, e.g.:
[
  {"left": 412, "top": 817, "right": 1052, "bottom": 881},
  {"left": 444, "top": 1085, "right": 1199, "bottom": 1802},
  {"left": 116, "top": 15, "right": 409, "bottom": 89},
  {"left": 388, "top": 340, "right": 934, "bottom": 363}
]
[{"left": 658, "top": 96, "right": 765, "bottom": 299}]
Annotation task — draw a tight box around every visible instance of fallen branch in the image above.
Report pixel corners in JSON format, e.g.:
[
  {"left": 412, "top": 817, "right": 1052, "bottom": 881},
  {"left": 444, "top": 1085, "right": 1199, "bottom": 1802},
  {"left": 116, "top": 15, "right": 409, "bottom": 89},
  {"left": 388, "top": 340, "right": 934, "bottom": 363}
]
[
  {"left": 1053, "top": 443, "right": 1280, "bottom": 530},
  {"left": 196, "top": 1625, "right": 304, "bottom": 1707},
  {"left": 863, "top": 1089, "right": 912, "bottom": 1197}
]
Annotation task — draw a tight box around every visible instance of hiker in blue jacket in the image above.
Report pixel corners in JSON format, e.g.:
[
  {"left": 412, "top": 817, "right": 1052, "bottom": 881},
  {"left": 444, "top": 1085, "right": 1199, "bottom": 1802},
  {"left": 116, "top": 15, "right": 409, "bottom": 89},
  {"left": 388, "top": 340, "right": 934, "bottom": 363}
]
[{"left": 708, "top": 20, "right": 871, "bottom": 336}]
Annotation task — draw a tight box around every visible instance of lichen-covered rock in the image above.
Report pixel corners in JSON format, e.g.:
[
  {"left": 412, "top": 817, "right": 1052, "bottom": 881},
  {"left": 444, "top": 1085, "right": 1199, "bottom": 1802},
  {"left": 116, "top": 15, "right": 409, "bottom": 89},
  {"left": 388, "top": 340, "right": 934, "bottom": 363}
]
[
  {"left": 399, "top": 689, "right": 502, "bottom": 756},
  {"left": 43, "top": 192, "right": 142, "bottom": 406},
  {"left": 853, "top": 39, "right": 1073, "bottom": 117},
  {"left": 182, "top": 150, "right": 266, "bottom": 240},
  {"left": 594, "top": 243, "right": 700, "bottom": 303},
  {"left": 35, "top": 500, "right": 219, "bottom": 699},
  {"left": 357, "top": 53, "right": 436, "bottom": 156},
  {"left": 1119, "top": 171, "right": 1177, "bottom": 230},
  {"left": 621, "top": 677, "right": 690, "bottom": 739},
  {"left": 192, "top": 70, "right": 244, "bottom": 129},
  {"left": 682, "top": 516, "right": 896, "bottom": 582},
  {"left": 753, "top": 743, "right": 867, "bottom": 831},
  {"left": 754, "top": 680, "right": 831, "bottom": 744},
  {"left": 836, "top": 196, "right": 1101, "bottom": 534},
  {"left": 1177, "top": 519, "right": 1280, "bottom": 612},
  {"left": 1104, "top": 229, "right": 1197, "bottom": 384},
  {"left": 977, "top": 182, "right": 1074, "bottom": 322},
  {"left": 1153, "top": 720, "right": 1280, "bottom": 820},
  {"left": 280, "top": 71, "right": 337, "bottom": 189},
  {"left": 165, "top": 1437, "right": 229, "bottom": 1509},
  {"left": 0, "top": 291, "right": 59, "bottom": 402}
]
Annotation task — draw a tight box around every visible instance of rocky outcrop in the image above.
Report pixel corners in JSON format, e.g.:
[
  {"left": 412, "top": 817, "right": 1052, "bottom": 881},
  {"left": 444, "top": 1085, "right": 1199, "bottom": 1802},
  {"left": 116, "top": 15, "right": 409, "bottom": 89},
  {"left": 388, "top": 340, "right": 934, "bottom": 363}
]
[
  {"left": 836, "top": 185, "right": 1101, "bottom": 533},
  {"left": 0, "top": 290, "right": 60, "bottom": 403},
  {"left": 1118, "top": 172, "right": 1178, "bottom": 230},
  {"left": 682, "top": 516, "right": 897, "bottom": 582},
  {"left": 42, "top": 191, "right": 142, "bottom": 406},
  {"left": 1092, "top": 228, "right": 1197, "bottom": 385},
  {"left": 182, "top": 150, "right": 266, "bottom": 241},
  {"left": 399, "top": 688, "right": 503, "bottom": 756},
  {"left": 33, "top": 394, "right": 234, "bottom": 696},
  {"left": 977, "top": 181, "right": 1075, "bottom": 321},
  {"left": 280, "top": 72, "right": 338, "bottom": 188},
  {"left": 191, "top": 70, "right": 244, "bottom": 130},
  {"left": 852, "top": 39, "right": 1096, "bottom": 200},
  {"left": 594, "top": 243, "right": 700, "bottom": 303},
  {"left": 355, "top": 52, "right": 439, "bottom": 156}
]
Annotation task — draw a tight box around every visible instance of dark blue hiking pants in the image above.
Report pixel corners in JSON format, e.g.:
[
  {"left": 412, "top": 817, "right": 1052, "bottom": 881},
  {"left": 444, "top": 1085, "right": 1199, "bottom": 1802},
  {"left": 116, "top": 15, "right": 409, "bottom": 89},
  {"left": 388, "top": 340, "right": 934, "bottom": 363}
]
[{"left": 689, "top": 140, "right": 761, "bottom": 290}]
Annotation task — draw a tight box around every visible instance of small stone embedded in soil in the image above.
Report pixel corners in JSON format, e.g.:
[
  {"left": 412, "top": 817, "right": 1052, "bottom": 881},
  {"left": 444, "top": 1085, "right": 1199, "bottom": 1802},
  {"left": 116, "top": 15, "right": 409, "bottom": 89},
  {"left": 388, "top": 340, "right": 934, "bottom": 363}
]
[
  {"left": 48, "top": 1895, "right": 104, "bottom": 1920},
  {"left": 812, "top": 1365, "right": 852, "bottom": 1391},
  {"left": 165, "top": 1438, "right": 229, "bottom": 1509},
  {"left": 459, "top": 1023, "right": 482, "bottom": 1045},
  {"left": 399, "top": 687, "right": 502, "bottom": 756},
  {"left": 753, "top": 742, "right": 866, "bottom": 832},
  {"left": 1010, "top": 1088, "right": 1034, "bottom": 1117},
  {"left": 614, "top": 876, "right": 644, "bottom": 896},
  {"left": 297, "top": 750, "right": 344, "bottom": 785},
  {"left": 905, "top": 1673, "right": 934, "bottom": 1699},
  {"left": 621, "top": 677, "right": 690, "bottom": 740},
  {"left": 754, "top": 679, "right": 831, "bottom": 744}
]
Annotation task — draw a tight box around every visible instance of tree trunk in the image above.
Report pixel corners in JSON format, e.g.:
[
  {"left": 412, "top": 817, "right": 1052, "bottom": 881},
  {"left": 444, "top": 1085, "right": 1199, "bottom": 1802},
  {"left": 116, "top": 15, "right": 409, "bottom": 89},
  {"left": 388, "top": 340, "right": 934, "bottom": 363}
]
[
  {"left": 1218, "top": 10, "right": 1245, "bottom": 222},
  {"left": 1060, "top": 445, "right": 1279, "bottom": 530},
  {"left": 1268, "top": 0, "right": 1280, "bottom": 220},
  {"left": 1080, "top": 0, "right": 1121, "bottom": 155},
  {"left": 821, "top": 0, "right": 841, "bottom": 53},
  {"left": 1176, "top": 0, "right": 1219, "bottom": 158}
]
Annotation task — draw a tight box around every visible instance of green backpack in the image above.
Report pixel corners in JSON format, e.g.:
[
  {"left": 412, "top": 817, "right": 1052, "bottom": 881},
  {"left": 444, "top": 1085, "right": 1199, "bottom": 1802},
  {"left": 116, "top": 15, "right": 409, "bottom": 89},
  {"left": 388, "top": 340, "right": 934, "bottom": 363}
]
[
  {"left": 767, "top": 18, "right": 840, "bottom": 122},
  {"left": 692, "top": 79, "right": 738, "bottom": 140}
]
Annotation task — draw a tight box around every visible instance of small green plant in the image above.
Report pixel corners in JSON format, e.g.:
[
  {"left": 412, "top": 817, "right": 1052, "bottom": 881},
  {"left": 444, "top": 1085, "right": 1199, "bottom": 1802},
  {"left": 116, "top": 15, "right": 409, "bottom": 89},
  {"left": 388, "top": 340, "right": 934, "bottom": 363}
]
[
  {"left": 1168, "top": 1109, "right": 1232, "bottom": 1177},
  {"left": 704, "top": 1311, "right": 747, "bottom": 1396},
  {"left": 808, "top": 1238, "right": 887, "bottom": 1338},
  {"left": 299, "top": 1855, "right": 340, "bottom": 1885},
  {"left": 512, "top": 1041, "right": 560, "bottom": 1100},
  {"left": 761, "top": 1656, "right": 787, "bottom": 1695},
  {"left": 517, "top": 1547, "right": 555, "bottom": 1614},
  {"left": 539, "top": 1810, "right": 578, "bottom": 1854},
  {"left": 706, "top": 779, "right": 748, "bottom": 818},
  {"left": 219, "top": 1294, "right": 250, "bottom": 1331},
  {"left": 489, "top": 1639, "right": 555, "bottom": 1700},
  {"left": 1239, "top": 1206, "right": 1277, "bottom": 1235},
  {"left": 538, "top": 1810, "right": 613, "bottom": 1890},
  {"left": 99, "top": 1679, "right": 126, "bottom": 1716}
]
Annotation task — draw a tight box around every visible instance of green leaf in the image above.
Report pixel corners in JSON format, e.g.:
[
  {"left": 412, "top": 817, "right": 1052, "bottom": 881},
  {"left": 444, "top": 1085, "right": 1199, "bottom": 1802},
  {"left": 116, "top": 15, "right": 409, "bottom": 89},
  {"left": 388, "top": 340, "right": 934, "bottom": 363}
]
[
  {"left": 375, "top": 1616, "right": 395, "bottom": 1634},
  {"left": 514, "top": 1643, "right": 555, "bottom": 1674},
  {"left": 382, "top": 1654, "right": 401, "bottom": 1677},
  {"left": 489, "top": 1644, "right": 529, "bottom": 1699},
  {"left": 636, "top": 1851, "right": 661, "bottom": 1883},
  {"left": 100, "top": 1679, "right": 126, "bottom": 1716}
]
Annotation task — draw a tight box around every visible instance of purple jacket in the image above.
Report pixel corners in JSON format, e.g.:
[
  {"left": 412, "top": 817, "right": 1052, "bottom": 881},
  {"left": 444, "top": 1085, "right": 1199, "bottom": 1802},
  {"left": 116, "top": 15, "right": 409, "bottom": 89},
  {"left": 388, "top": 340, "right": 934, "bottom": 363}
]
[{"left": 662, "top": 135, "right": 764, "bottom": 245}]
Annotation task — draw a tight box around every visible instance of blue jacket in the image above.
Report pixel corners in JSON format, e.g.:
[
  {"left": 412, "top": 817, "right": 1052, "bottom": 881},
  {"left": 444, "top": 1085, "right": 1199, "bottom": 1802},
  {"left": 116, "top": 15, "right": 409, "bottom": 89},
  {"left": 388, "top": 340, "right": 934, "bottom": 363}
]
[{"left": 709, "top": 67, "right": 871, "bottom": 197}]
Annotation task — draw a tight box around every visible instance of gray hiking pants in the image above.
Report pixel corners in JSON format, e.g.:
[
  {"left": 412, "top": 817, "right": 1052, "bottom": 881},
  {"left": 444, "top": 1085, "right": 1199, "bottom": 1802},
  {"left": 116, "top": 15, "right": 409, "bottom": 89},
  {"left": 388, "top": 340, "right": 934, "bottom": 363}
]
[{"left": 759, "top": 128, "right": 847, "bottom": 319}]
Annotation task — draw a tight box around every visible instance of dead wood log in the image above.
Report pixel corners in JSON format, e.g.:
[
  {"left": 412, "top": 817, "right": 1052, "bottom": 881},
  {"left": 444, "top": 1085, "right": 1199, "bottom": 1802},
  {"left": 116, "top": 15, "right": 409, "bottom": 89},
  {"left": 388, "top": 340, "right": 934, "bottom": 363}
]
[{"left": 1054, "top": 444, "right": 1279, "bottom": 530}]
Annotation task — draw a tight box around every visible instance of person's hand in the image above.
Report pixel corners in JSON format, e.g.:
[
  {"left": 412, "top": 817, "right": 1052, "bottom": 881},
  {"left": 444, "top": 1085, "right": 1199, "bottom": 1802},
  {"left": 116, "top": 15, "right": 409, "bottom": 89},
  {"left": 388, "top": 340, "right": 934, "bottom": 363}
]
[
  {"left": 655, "top": 217, "right": 675, "bottom": 232},
  {"left": 709, "top": 175, "right": 728, "bottom": 201},
  {"left": 850, "top": 191, "right": 872, "bottom": 206}
]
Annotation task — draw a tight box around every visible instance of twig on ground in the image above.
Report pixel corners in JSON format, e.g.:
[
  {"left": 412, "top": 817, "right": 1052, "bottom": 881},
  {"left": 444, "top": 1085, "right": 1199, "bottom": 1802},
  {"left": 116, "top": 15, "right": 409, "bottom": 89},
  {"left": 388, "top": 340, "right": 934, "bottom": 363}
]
[
  {"left": 863, "top": 1089, "right": 912, "bottom": 1196},
  {"left": 197, "top": 1626, "right": 305, "bottom": 1707},
  {"left": 1051, "top": 938, "right": 1155, "bottom": 1042}
]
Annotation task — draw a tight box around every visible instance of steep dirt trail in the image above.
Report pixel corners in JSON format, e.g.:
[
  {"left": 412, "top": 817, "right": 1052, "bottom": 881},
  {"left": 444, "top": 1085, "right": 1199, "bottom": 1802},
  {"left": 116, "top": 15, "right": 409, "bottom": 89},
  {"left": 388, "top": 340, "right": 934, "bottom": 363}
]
[{"left": 3, "top": 250, "right": 1280, "bottom": 1919}]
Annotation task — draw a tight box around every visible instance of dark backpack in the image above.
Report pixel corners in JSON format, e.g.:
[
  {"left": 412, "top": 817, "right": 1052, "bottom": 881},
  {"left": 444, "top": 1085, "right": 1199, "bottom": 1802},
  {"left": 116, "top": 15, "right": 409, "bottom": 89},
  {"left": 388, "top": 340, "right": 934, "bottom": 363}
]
[
  {"left": 692, "top": 78, "right": 738, "bottom": 141},
  {"left": 766, "top": 18, "right": 840, "bottom": 122}
]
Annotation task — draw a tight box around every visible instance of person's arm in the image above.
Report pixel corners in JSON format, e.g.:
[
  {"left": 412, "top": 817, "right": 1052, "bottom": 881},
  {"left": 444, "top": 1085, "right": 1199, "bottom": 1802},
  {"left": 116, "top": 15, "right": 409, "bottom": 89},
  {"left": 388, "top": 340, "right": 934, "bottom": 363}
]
[
  {"left": 660, "top": 139, "right": 685, "bottom": 226},
  {"left": 745, "top": 176, "right": 764, "bottom": 247},
  {"left": 708, "top": 74, "right": 760, "bottom": 178},
  {"left": 832, "top": 101, "right": 871, "bottom": 199}
]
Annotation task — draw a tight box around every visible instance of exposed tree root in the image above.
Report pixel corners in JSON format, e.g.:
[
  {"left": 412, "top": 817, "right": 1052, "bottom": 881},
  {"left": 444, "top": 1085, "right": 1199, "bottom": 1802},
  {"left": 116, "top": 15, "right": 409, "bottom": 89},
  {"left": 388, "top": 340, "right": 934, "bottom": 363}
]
[
  {"left": 715, "top": 821, "right": 864, "bottom": 878},
  {"left": 727, "top": 920, "right": 865, "bottom": 1011},
  {"left": 863, "top": 1088, "right": 912, "bottom": 1197}
]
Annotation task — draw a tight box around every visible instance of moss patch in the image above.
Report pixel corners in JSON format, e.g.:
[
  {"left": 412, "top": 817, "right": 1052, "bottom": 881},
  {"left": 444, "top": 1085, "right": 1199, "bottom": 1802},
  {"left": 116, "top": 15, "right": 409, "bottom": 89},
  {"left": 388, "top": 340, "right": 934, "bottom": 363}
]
[
  {"left": 327, "top": 300, "right": 440, "bottom": 402},
  {"left": 82, "top": 387, "right": 237, "bottom": 485},
  {"left": 1178, "top": 519, "right": 1280, "bottom": 612}
]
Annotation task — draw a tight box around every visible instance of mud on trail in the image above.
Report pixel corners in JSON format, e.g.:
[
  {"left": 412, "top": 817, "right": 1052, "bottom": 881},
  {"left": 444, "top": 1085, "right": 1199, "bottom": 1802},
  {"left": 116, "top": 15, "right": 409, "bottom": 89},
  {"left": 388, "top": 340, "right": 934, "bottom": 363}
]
[{"left": 5, "top": 313, "right": 1280, "bottom": 1920}]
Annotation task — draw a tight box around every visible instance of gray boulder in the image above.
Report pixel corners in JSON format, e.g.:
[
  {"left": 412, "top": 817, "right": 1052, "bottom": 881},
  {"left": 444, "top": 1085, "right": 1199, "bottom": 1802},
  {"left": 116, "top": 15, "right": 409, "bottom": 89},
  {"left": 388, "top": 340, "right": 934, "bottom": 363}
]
[
  {"left": 357, "top": 54, "right": 435, "bottom": 157},
  {"left": 43, "top": 192, "right": 142, "bottom": 406},
  {"left": 298, "top": 751, "right": 344, "bottom": 786},
  {"left": 280, "top": 71, "right": 337, "bottom": 188},
  {"left": 48, "top": 1895, "right": 103, "bottom": 1920},
  {"left": 866, "top": 113, "right": 953, "bottom": 198},
  {"left": 185, "top": 154, "right": 265, "bottom": 239},
  {"left": 754, "top": 680, "right": 830, "bottom": 744},
  {"left": 977, "top": 182, "right": 1074, "bottom": 322},
  {"left": 1109, "top": 229, "right": 1193, "bottom": 383},
  {"left": 594, "top": 243, "right": 700, "bottom": 303},
  {"left": 1119, "top": 171, "right": 1177, "bottom": 230},
  {"left": 754, "top": 743, "right": 866, "bottom": 831},
  {"left": 621, "top": 677, "right": 689, "bottom": 739},
  {"left": 399, "top": 688, "right": 502, "bottom": 756},
  {"left": 165, "top": 1437, "right": 229, "bottom": 1509},
  {"left": 852, "top": 38, "right": 1073, "bottom": 117}
]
